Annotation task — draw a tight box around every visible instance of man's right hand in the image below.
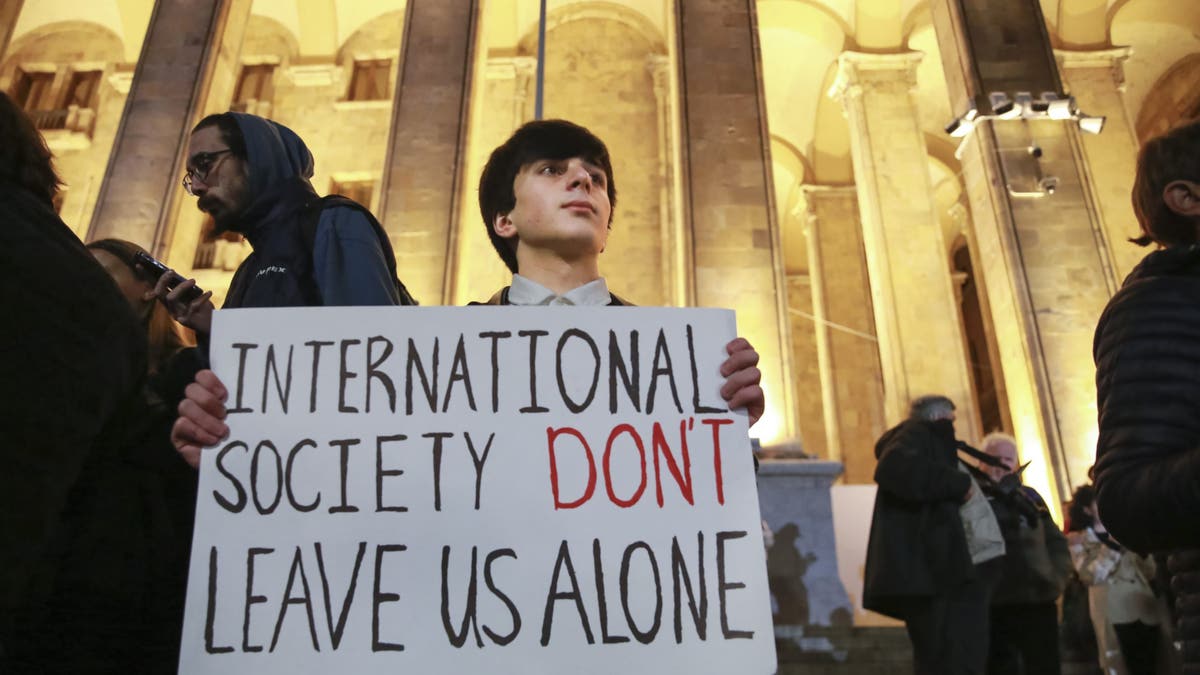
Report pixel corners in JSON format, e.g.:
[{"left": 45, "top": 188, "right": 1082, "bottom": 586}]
[
  {"left": 153, "top": 270, "right": 214, "bottom": 335},
  {"left": 172, "top": 369, "right": 230, "bottom": 469}
]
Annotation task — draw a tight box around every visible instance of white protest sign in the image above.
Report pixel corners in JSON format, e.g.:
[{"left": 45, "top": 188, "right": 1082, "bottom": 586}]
[{"left": 180, "top": 306, "right": 776, "bottom": 674}]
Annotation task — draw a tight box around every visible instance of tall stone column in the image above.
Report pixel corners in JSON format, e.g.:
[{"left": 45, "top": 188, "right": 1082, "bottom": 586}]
[
  {"left": 447, "top": 55, "right": 535, "bottom": 305},
  {"left": 831, "top": 51, "right": 980, "bottom": 443},
  {"left": 931, "top": 0, "right": 1117, "bottom": 504},
  {"left": 379, "top": 0, "right": 477, "bottom": 306},
  {"left": 1058, "top": 47, "right": 1143, "bottom": 280},
  {"left": 648, "top": 54, "right": 686, "bottom": 307},
  {"left": 675, "top": 0, "right": 796, "bottom": 444},
  {"left": 87, "top": 0, "right": 252, "bottom": 252},
  {"left": 0, "top": 0, "right": 23, "bottom": 58},
  {"left": 802, "top": 185, "right": 887, "bottom": 484}
]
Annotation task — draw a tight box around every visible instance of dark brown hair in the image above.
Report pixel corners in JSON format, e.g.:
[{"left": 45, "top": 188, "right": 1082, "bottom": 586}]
[
  {"left": 193, "top": 112, "right": 248, "bottom": 160},
  {"left": 478, "top": 119, "right": 617, "bottom": 273},
  {"left": 86, "top": 238, "right": 194, "bottom": 374},
  {"left": 0, "top": 91, "right": 63, "bottom": 206},
  {"left": 1131, "top": 117, "right": 1200, "bottom": 247}
]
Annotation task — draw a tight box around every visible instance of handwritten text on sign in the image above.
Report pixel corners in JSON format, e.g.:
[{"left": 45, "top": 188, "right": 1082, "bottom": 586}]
[{"left": 179, "top": 307, "right": 776, "bottom": 674}]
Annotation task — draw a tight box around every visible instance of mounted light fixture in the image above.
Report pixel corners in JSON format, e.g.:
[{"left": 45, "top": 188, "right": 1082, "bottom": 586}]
[
  {"left": 989, "top": 92, "right": 1022, "bottom": 119},
  {"left": 945, "top": 91, "right": 1107, "bottom": 147},
  {"left": 1077, "top": 115, "right": 1106, "bottom": 134},
  {"left": 1047, "top": 97, "right": 1075, "bottom": 121},
  {"left": 945, "top": 107, "right": 978, "bottom": 138}
]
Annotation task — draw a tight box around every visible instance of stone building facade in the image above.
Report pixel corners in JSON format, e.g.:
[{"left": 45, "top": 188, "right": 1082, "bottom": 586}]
[{"left": 3, "top": 0, "right": 1198, "bottom": 513}]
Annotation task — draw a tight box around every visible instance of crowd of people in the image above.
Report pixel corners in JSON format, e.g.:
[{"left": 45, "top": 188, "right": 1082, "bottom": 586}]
[
  {"left": 0, "top": 92, "right": 766, "bottom": 672},
  {"left": 863, "top": 117, "right": 1200, "bottom": 675},
  {"left": 3, "top": 71, "right": 1200, "bottom": 675}
]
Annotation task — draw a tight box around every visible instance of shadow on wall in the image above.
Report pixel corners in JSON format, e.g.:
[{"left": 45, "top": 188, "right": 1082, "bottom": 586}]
[{"left": 767, "top": 521, "right": 832, "bottom": 626}]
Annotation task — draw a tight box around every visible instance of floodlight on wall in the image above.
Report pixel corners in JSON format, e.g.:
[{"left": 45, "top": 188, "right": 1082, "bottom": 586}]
[
  {"left": 1047, "top": 97, "right": 1076, "bottom": 120},
  {"left": 989, "top": 92, "right": 1023, "bottom": 119},
  {"left": 1077, "top": 115, "right": 1106, "bottom": 134},
  {"left": 945, "top": 107, "right": 978, "bottom": 137}
]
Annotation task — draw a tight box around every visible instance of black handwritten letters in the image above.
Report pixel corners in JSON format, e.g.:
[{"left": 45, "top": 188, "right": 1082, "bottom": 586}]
[
  {"left": 222, "top": 325, "right": 728, "bottom": 418},
  {"left": 189, "top": 311, "right": 768, "bottom": 670}
]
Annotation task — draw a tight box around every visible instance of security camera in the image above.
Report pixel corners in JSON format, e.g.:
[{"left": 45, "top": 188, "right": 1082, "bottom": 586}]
[
  {"left": 1039, "top": 176, "right": 1059, "bottom": 195},
  {"left": 1028, "top": 145, "right": 1043, "bottom": 159}
]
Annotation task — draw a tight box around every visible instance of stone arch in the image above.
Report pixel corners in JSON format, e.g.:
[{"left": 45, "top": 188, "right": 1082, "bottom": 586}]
[
  {"left": 1135, "top": 52, "right": 1200, "bottom": 143},
  {"left": 516, "top": 1, "right": 667, "bottom": 56},
  {"left": 242, "top": 14, "right": 301, "bottom": 64},
  {"left": 1054, "top": 0, "right": 1109, "bottom": 48},
  {"left": 336, "top": 9, "right": 406, "bottom": 64},
  {"left": 901, "top": 3, "right": 932, "bottom": 44},
  {"left": 762, "top": 0, "right": 854, "bottom": 42},
  {"left": 4, "top": 21, "right": 124, "bottom": 72}
]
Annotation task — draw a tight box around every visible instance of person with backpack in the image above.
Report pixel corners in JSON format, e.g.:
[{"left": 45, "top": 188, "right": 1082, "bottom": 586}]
[{"left": 156, "top": 111, "right": 414, "bottom": 337}]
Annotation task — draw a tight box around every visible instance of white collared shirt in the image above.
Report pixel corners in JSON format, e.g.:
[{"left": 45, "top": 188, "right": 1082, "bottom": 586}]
[{"left": 507, "top": 274, "right": 611, "bottom": 306}]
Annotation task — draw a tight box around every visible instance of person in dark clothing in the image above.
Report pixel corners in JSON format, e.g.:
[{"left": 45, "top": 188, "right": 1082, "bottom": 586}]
[
  {"left": 168, "top": 112, "right": 415, "bottom": 466},
  {"left": 160, "top": 111, "right": 413, "bottom": 330},
  {"left": 0, "top": 92, "right": 149, "bottom": 672},
  {"left": 1093, "top": 117, "right": 1200, "bottom": 675},
  {"left": 979, "top": 433, "right": 1072, "bottom": 675},
  {"left": 88, "top": 238, "right": 206, "bottom": 670},
  {"left": 863, "top": 395, "right": 1001, "bottom": 675}
]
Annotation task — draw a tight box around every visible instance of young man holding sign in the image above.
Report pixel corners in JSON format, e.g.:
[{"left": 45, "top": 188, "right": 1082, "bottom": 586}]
[
  {"left": 171, "top": 119, "right": 775, "bottom": 674},
  {"left": 172, "top": 120, "right": 765, "bottom": 461},
  {"left": 477, "top": 120, "right": 764, "bottom": 426}
]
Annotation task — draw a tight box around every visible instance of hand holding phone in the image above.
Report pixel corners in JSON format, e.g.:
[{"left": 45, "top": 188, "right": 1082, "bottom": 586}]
[{"left": 133, "top": 251, "right": 203, "bottom": 303}]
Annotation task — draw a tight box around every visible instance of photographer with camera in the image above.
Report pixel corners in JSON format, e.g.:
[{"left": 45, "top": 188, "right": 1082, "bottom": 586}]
[
  {"left": 863, "top": 395, "right": 1005, "bottom": 675},
  {"left": 969, "top": 433, "right": 1071, "bottom": 674}
]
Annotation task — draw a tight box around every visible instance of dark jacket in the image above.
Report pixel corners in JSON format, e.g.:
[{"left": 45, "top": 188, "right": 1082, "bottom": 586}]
[
  {"left": 989, "top": 486, "right": 1072, "bottom": 605},
  {"left": 862, "top": 419, "right": 975, "bottom": 619},
  {"left": 1093, "top": 243, "right": 1200, "bottom": 553},
  {"left": 0, "top": 180, "right": 149, "bottom": 672},
  {"left": 221, "top": 113, "right": 405, "bottom": 309}
]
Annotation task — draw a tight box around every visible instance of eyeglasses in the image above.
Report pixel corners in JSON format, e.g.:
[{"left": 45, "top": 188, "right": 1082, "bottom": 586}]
[{"left": 182, "top": 149, "right": 233, "bottom": 195}]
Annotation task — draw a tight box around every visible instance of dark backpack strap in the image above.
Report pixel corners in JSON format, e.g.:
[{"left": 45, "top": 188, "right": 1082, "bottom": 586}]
[{"left": 301, "top": 195, "right": 419, "bottom": 306}]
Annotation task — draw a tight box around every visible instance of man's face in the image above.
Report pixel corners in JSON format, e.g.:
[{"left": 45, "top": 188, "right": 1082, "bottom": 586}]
[
  {"left": 984, "top": 440, "right": 1018, "bottom": 482},
  {"left": 186, "top": 125, "right": 249, "bottom": 231},
  {"left": 495, "top": 156, "right": 611, "bottom": 263}
]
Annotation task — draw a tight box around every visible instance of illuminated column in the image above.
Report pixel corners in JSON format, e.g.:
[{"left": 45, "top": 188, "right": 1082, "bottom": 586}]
[
  {"left": 1058, "top": 47, "right": 1142, "bottom": 280},
  {"left": 0, "top": 0, "right": 22, "bottom": 57},
  {"left": 87, "top": 0, "right": 252, "bottom": 252},
  {"left": 831, "top": 51, "right": 980, "bottom": 443},
  {"left": 931, "top": 0, "right": 1117, "bottom": 509},
  {"left": 447, "top": 55, "right": 536, "bottom": 305},
  {"left": 379, "top": 0, "right": 477, "bottom": 305},
  {"left": 676, "top": 0, "right": 796, "bottom": 445},
  {"left": 802, "top": 185, "right": 887, "bottom": 484},
  {"left": 648, "top": 54, "right": 685, "bottom": 307}
]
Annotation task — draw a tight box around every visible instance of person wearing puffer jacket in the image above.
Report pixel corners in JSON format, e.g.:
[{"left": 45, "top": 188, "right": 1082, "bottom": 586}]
[{"left": 1093, "top": 117, "right": 1200, "bottom": 675}]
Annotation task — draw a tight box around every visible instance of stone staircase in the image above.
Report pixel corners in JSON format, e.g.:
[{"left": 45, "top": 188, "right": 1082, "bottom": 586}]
[{"left": 774, "top": 625, "right": 1103, "bottom": 675}]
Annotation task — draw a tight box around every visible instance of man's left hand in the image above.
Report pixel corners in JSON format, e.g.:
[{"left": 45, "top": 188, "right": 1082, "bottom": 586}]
[{"left": 720, "top": 337, "right": 765, "bottom": 427}]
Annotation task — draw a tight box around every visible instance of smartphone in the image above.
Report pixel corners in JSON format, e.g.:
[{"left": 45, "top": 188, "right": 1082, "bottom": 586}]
[{"left": 133, "top": 250, "right": 204, "bottom": 302}]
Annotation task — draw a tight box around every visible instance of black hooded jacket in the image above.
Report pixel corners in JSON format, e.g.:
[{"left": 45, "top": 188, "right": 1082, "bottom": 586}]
[
  {"left": 219, "top": 113, "right": 407, "bottom": 309},
  {"left": 862, "top": 418, "right": 975, "bottom": 618},
  {"left": 1093, "top": 243, "right": 1200, "bottom": 553}
]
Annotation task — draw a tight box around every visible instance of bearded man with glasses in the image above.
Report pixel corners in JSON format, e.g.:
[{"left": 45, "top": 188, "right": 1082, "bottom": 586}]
[{"left": 157, "top": 112, "right": 415, "bottom": 337}]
